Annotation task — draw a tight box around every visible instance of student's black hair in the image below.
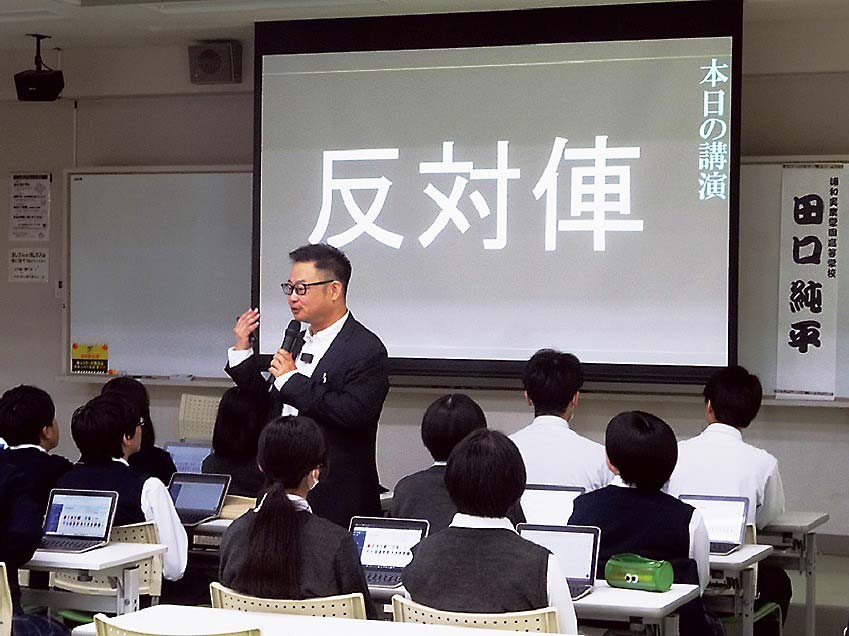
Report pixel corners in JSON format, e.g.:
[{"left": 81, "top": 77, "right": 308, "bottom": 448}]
[
  {"left": 211, "top": 387, "right": 262, "bottom": 461},
  {"left": 101, "top": 377, "right": 157, "bottom": 448},
  {"left": 605, "top": 411, "right": 677, "bottom": 490},
  {"left": 703, "top": 365, "right": 763, "bottom": 429},
  {"left": 421, "top": 394, "right": 487, "bottom": 462},
  {"left": 70, "top": 394, "right": 140, "bottom": 462},
  {"left": 289, "top": 243, "right": 352, "bottom": 296},
  {"left": 0, "top": 385, "right": 55, "bottom": 446},
  {"left": 233, "top": 416, "right": 327, "bottom": 599},
  {"left": 522, "top": 349, "right": 583, "bottom": 417},
  {"left": 445, "top": 429, "right": 526, "bottom": 518}
]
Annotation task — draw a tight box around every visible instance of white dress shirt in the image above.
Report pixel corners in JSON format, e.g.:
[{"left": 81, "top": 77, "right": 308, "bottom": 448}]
[
  {"left": 609, "top": 477, "right": 710, "bottom": 592},
  {"left": 509, "top": 416, "right": 614, "bottom": 491},
  {"left": 667, "top": 422, "right": 785, "bottom": 528},
  {"left": 228, "top": 312, "right": 350, "bottom": 416},
  {"left": 113, "top": 458, "right": 188, "bottom": 580},
  {"left": 447, "top": 513, "right": 578, "bottom": 634}
]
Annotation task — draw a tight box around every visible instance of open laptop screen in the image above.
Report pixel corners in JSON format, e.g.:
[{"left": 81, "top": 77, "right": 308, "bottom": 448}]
[
  {"left": 350, "top": 517, "right": 429, "bottom": 571},
  {"left": 165, "top": 442, "right": 211, "bottom": 474},
  {"left": 43, "top": 490, "right": 117, "bottom": 540},
  {"left": 168, "top": 474, "right": 229, "bottom": 514},
  {"left": 521, "top": 485, "right": 585, "bottom": 526},
  {"left": 679, "top": 494, "right": 748, "bottom": 543},
  {"left": 518, "top": 524, "right": 600, "bottom": 583}
]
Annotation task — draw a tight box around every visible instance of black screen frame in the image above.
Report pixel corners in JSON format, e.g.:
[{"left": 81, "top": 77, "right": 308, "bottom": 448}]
[{"left": 253, "top": 0, "right": 742, "bottom": 385}]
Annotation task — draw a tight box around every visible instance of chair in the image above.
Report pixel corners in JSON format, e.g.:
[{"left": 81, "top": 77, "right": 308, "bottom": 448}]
[
  {"left": 178, "top": 393, "right": 222, "bottom": 441},
  {"left": 52, "top": 522, "right": 163, "bottom": 600},
  {"left": 210, "top": 582, "right": 366, "bottom": 619},
  {"left": 219, "top": 496, "right": 256, "bottom": 520},
  {"left": 93, "top": 613, "right": 260, "bottom": 636},
  {"left": 391, "top": 595, "right": 559, "bottom": 633},
  {"left": 1, "top": 563, "right": 12, "bottom": 636}
]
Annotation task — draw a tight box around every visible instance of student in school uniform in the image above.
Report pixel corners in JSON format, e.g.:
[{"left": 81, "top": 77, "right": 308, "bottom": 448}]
[
  {"left": 101, "top": 377, "right": 177, "bottom": 486},
  {"left": 219, "top": 415, "right": 376, "bottom": 616},
  {"left": 390, "top": 394, "right": 523, "bottom": 531},
  {"left": 667, "top": 365, "right": 791, "bottom": 631},
  {"left": 202, "top": 387, "right": 263, "bottom": 497},
  {"left": 509, "top": 349, "right": 613, "bottom": 491},
  {"left": 57, "top": 394, "right": 188, "bottom": 581},
  {"left": 0, "top": 463, "right": 69, "bottom": 636},
  {"left": 402, "top": 429, "right": 578, "bottom": 634},
  {"left": 568, "top": 411, "right": 719, "bottom": 636},
  {"left": 0, "top": 385, "right": 73, "bottom": 512}
]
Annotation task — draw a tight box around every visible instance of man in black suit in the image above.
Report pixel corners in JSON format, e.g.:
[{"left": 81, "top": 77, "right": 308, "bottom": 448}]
[{"left": 227, "top": 244, "right": 389, "bottom": 527}]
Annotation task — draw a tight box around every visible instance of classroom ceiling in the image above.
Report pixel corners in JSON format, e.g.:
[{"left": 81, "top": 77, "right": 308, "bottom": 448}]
[{"left": 0, "top": 0, "right": 845, "bottom": 52}]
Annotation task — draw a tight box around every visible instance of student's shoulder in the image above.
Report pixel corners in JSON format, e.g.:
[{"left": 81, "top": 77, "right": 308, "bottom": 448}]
[
  {"left": 395, "top": 467, "right": 438, "bottom": 491},
  {"left": 48, "top": 452, "right": 74, "bottom": 472},
  {"left": 305, "top": 513, "right": 353, "bottom": 541}
]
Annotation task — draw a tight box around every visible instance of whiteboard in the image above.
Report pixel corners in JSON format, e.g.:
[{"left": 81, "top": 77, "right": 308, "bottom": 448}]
[
  {"left": 739, "top": 161, "right": 849, "bottom": 397},
  {"left": 67, "top": 168, "right": 252, "bottom": 378}
]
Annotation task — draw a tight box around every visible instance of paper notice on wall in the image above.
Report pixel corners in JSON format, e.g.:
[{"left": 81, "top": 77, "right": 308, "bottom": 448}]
[
  {"left": 8, "top": 247, "right": 48, "bottom": 283},
  {"left": 71, "top": 343, "right": 109, "bottom": 374},
  {"left": 9, "top": 173, "right": 51, "bottom": 241}
]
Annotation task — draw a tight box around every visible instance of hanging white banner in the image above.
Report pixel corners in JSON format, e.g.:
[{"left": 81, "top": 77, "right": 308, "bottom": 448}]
[{"left": 776, "top": 165, "right": 844, "bottom": 400}]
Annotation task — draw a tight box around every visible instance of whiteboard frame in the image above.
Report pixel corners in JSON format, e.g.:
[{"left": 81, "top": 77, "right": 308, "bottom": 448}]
[{"left": 62, "top": 165, "right": 251, "bottom": 380}]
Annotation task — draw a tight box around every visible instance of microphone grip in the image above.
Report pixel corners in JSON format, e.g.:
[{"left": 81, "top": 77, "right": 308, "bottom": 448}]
[{"left": 281, "top": 319, "right": 301, "bottom": 353}]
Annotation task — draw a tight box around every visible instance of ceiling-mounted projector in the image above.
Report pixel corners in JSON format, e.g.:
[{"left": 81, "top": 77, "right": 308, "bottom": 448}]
[{"left": 15, "top": 33, "right": 64, "bottom": 102}]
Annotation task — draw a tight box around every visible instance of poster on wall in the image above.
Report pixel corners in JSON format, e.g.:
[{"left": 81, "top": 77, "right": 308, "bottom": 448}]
[
  {"left": 776, "top": 165, "right": 844, "bottom": 400},
  {"left": 9, "top": 173, "right": 51, "bottom": 241},
  {"left": 8, "top": 247, "right": 48, "bottom": 283}
]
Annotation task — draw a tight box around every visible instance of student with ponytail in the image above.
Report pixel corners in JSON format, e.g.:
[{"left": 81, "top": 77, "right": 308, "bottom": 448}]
[{"left": 219, "top": 415, "right": 375, "bottom": 616}]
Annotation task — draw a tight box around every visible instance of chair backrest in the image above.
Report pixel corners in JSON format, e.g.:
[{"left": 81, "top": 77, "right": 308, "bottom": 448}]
[
  {"left": 0, "top": 563, "right": 12, "bottom": 636},
  {"left": 391, "top": 595, "right": 559, "bottom": 633},
  {"left": 210, "top": 582, "right": 366, "bottom": 619},
  {"left": 52, "top": 522, "right": 162, "bottom": 597},
  {"left": 178, "top": 394, "right": 222, "bottom": 441},
  {"left": 93, "top": 613, "right": 260, "bottom": 636},
  {"left": 219, "top": 496, "right": 256, "bottom": 520}
]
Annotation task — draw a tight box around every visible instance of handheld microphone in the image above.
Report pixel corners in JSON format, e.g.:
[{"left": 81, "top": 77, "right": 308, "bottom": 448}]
[
  {"left": 280, "top": 319, "right": 301, "bottom": 353},
  {"left": 268, "top": 319, "right": 302, "bottom": 388}
]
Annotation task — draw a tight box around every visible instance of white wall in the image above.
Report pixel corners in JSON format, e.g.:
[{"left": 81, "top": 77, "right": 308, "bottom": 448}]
[{"left": 2, "top": 17, "right": 849, "bottom": 541}]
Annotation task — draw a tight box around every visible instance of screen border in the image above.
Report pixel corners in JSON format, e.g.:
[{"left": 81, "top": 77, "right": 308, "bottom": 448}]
[{"left": 253, "top": 0, "right": 742, "bottom": 384}]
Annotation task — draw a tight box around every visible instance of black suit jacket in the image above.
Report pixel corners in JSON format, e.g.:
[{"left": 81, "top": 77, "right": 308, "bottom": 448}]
[
  {"left": 226, "top": 314, "right": 389, "bottom": 526},
  {"left": 0, "top": 463, "right": 43, "bottom": 612}
]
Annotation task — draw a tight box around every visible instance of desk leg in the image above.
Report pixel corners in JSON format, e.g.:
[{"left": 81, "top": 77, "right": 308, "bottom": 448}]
[
  {"left": 113, "top": 565, "right": 140, "bottom": 615},
  {"left": 661, "top": 613, "right": 679, "bottom": 636},
  {"left": 741, "top": 568, "right": 755, "bottom": 636},
  {"left": 804, "top": 532, "right": 817, "bottom": 636}
]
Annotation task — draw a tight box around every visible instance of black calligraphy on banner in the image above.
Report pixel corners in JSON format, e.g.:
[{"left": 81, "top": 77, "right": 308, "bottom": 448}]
[{"left": 788, "top": 319, "right": 822, "bottom": 353}]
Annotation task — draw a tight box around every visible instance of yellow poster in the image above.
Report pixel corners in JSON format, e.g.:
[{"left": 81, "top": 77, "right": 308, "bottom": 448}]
[{"left": 71, "top": 342, "right": 109, "bottom": 374}]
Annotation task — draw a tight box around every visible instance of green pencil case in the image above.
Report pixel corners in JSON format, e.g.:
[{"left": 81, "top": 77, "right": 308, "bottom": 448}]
[{"left": 604, "top": 553, "right": 674, "bottom": 592}]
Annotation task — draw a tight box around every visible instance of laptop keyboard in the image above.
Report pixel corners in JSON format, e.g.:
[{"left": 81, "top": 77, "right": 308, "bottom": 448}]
[
  {"left": 179, "top": 511, "right": 213, "bottom": 526},
  {"left": 710, "top": 541, "right": 738, "bottom": 554},
  {"left": 366, "top": 571, "right": 402, "bottom": 587},
  {"left": 41, "top": 537, "right": 100, "bottom": 552}
]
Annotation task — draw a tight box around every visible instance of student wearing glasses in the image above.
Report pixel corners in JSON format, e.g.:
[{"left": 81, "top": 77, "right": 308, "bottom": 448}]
[
  {"left": 58, "top": 394, "right": 188, "bottom": 581},
  {"left": 101, "top": 376, "right": 178, "bottom": 486},
  {"left": 227, "top": 244, "right": 389, "bottom": 527}
]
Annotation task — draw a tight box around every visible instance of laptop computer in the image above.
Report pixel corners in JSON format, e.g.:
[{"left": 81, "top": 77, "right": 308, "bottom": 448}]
[
  {"left": 164, "top": 441, "right": 212, "bottom": 474},
  {"left": 518, "top": 524, "right": 601, "bottom": 600},
  {"left": 679, "top": 494, "right": 749, "bottom": 556},
  {"left": 40, "top": 489, "right": 119, "bottom": 554},
  {"left": 168, "top": 473, "right": 230, "bottom": 527},
  {"left": 349, "top": 516, "right": 429, "bottom": 589},
  {"left": 520, "top": 485, "right": 585, "bottom": 526}
]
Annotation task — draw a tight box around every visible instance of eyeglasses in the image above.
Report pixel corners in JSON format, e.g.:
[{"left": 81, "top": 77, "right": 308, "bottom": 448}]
[{"left": 281, "top": 280, "right": 335, "bottom": 296}]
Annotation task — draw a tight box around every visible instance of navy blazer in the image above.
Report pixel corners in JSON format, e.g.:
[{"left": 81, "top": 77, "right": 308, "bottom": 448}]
[
  {"left": 226, "top": 314, "right": 389, "bottom": 526},
  {"left": 0, "top": 463, "right": 43, "bottom": 612}
]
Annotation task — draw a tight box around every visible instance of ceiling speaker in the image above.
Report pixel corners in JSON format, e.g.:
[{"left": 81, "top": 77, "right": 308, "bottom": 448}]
[{"left": 188, "top": 40, "right": 242, "bottom": 85}]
